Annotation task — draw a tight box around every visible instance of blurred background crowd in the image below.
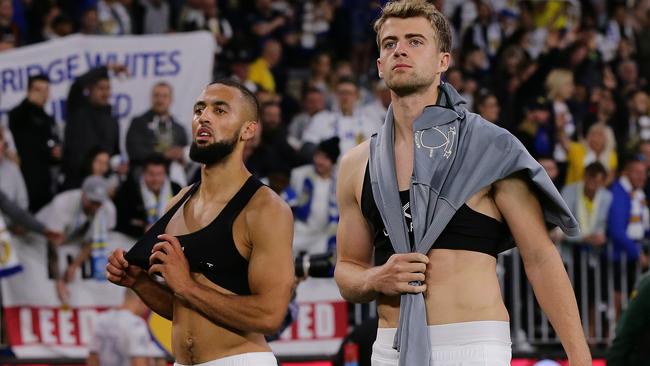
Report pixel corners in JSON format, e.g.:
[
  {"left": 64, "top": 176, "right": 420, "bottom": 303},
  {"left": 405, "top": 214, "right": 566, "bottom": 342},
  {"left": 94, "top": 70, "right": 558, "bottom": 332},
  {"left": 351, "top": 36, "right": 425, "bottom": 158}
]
[{"left": 2, "top": 0, "right": 650, "bottom": 363}]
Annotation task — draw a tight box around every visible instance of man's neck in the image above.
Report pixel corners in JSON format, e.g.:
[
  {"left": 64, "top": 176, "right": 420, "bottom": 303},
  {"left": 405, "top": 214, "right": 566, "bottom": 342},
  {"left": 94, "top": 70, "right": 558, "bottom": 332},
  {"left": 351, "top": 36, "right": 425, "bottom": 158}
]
[
  {"left": 199, "top": 155, "right": 250, "bottom": 200},
  {"left": 584, "top": 189, "right": 596, "bottom": 201},
  {"left": 391, "top": 83, "right": 440, "bottom": 141}
]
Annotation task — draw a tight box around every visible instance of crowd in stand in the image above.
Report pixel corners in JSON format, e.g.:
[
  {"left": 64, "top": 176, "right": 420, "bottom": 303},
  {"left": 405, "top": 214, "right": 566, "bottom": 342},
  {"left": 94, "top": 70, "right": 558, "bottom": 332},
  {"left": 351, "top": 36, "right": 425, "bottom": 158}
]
[{"left": 2, "top": 0, "right": 650, "bottom": 356}]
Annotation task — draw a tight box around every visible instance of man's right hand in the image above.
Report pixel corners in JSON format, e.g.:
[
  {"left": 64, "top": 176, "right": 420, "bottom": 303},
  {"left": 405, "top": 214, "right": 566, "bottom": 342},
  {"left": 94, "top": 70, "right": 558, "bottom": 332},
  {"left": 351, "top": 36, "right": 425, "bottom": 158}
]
[
  {"left": 106, "top": 249, "right": 146, "bottom": 288},
  {"left": 369, "top": 253, "right": 429, "bottom": 296}
]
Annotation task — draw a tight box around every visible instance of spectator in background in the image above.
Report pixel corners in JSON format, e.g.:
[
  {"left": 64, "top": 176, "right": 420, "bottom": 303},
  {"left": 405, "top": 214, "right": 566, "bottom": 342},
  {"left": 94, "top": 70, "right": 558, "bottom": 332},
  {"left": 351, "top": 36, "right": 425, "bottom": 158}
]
[
  {"left": 600, "top": 4, "right": 636, "bottom": 64},
  {"left": 247, "top": 0, "right": 289, "bottom": 44},
  {"left": 126, "top": 82, "right": 188, "bottom": 183},
  {"left": 559, "top": 162, "right": 612, "bottom": 336},
  {"left": 305, "top": 53, "right": 333, "bottom": 103},
  {"left": 114, "top": 154, "right": 181, "bottom": 239},
  {"left": 359, "top": 80, "right": 391, "bottom": 128},
  {"left": 139, "top": 0, "right": 170, "bottom": 34},
  {"left": 461, "top": 0, "right": 502, "bottom": 65},
  {"left": 639, "top": 141, "right": 650, "bottom": 200},
  {"left": 46, "top": 14, "right": 74, "bottom": 39},
  {"left": 561, "top": 162, "right": 612, "bottom": 248},
  {"left": 516, "top": 97, "right": 555, "bottom": 159},
  {"left": 608, "top": 156, "right": 650, "bottom": 314},
  {"left": 539, "top": 156, "right": 562, "bottom": 189},
  {"left": 0, "top": 0, "right": 19, "bottom": 51},
  {"left": 546, "top": 69, "right": 577, "bottom": 143},
  {"left": 97, "top": 0, "right": 131, "bottom": 35},
  {"left": 177, "top": 0, "right": 204, "bottom": 32},
  {"left": 88, "top": 289, "right": 165, "bottom": 366},
  {"left": 62, "top": 65, "right": 124, "bottom": 189},
  {"left": 0, "top": 128, "right": 29, "bottom": 226},
  {"left": 37, "top": 176, "right": 116, "bottom": 305},
  {"left": 290, "top": 137, "right": 339, "bottom": 255},
  {"left": 620, "top": 90, "right": 650, "bottom": 154},
  {"left": 259, "top": 101, "right": 300, "bottom": 169},
  {"left": 303, "top": 78, "right": 377, "bottom": 155},
  {"left": 607, "top": 273, "right": 650, "bottom": 366},
  {"left": 79, "top": 7, "right": 101, "bottom": 35},
  {"left": 9, "top": 74, "right": 61, "bottom": 213},
  {"left": 204, "top": 0, "right": 233, "bottom": 61},
  {"left": 475, "top": 90, "right": 500, "bottom": 124},
  {"left": 564, "top": 124, "right": 618, "bottom": 186},
  {"left": 82, "top": 147, "right": 121, "bottom": 197},
  {"left": 617, "top": 59, "right": 645, "bottom": 95},
  {"left": 298, "top": 0, "right": 333, "bottom": 57},
  {"left": 248, "top": 39, "right": 282, "bottom": 93},
  {"left": 288, "top": 87, "right": 326, "bottom": 150},
  {"left": 584, "top": 87, "right": 619, "bottom": 144}
]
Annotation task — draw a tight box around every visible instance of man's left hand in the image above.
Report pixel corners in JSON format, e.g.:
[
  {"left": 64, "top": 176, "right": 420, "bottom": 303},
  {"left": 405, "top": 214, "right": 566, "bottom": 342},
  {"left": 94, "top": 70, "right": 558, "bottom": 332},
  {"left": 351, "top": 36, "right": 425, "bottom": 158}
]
[{"left": 148, "top": 234, "right": 192, "bottom": 293}]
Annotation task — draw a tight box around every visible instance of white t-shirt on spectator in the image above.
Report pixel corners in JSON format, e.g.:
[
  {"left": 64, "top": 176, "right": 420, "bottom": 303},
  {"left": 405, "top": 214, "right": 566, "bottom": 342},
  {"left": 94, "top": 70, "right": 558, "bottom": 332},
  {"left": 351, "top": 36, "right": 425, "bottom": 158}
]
[
  {"left": 358, "top": 99, "right": 387, "bottom": 129},
  {"left": 89, "top": 309, "right": 164, "bottom": 366},
  {"left": 36, "top": 190, "right": 116, "bottom": 238},
  {"left": 302, "top": 110, "right": 380, "bottom": 155},
  {"left": 290, "top": 165, "right": 333, "bottom": 255},
  {"left": 0, "top": 158, "right": 29, "bottom": 225}
]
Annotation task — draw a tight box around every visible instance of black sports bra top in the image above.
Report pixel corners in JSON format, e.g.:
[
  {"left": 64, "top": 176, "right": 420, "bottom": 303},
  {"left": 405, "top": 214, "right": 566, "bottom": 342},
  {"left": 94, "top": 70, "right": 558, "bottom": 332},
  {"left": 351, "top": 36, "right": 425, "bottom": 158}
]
[
  {"left": 360, "top": 164, "right": 512, "bottom": 265},
  {"left": 125, "top": 176, "right": 263, "bottom": 295}
]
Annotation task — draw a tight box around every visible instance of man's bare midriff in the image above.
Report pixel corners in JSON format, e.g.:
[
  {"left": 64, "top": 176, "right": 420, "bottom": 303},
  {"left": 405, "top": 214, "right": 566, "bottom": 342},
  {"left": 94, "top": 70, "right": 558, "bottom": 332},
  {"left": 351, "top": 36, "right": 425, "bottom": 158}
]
[
  {"left": 376, "top": 248, "right": 510, "bottom": 328},
  {"left": 165, "top": 189, "right": 270, "bottom": 364},
  {"left": 171, "top": 274, "right": 270, "bottom": 365}
]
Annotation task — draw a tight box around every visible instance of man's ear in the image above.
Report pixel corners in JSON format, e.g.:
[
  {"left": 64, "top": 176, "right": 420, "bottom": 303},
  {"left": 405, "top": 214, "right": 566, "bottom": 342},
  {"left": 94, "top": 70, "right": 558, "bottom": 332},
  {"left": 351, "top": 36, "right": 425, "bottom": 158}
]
[
  {"left": 438, "top": 52, "right": 451, "bottom": 73},
  {"left": 240, "top": 120, "right": 258, "bottom": 141}
]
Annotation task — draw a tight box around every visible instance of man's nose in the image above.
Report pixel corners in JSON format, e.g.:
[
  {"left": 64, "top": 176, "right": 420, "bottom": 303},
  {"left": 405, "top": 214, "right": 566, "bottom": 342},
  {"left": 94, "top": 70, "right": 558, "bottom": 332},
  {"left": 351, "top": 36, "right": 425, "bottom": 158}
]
[{"left": 393, "top": 41, "right": 408, "bottom": 57}]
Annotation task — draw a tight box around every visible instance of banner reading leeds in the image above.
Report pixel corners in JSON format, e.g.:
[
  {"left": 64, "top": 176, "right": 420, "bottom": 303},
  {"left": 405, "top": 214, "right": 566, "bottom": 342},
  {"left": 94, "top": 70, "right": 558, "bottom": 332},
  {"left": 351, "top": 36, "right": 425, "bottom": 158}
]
[{"left": 0, "top": 31, "right": 215, "bottom": 133}]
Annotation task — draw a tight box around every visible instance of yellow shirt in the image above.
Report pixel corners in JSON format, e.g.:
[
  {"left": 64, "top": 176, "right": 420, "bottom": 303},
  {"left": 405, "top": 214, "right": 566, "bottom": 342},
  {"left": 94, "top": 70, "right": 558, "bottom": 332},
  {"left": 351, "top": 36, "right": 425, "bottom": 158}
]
[
  {"left": 565, "top": 142, "right": 618, "bottom": 185},
  {"left": 247, "top": 58, "right": 275, "bottom": 93}
]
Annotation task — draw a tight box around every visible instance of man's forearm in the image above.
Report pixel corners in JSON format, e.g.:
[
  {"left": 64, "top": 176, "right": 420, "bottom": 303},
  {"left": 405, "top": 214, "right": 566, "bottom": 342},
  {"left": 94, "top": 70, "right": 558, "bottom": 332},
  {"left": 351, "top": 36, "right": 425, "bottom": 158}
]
[
  {"left": 524, "top": 245, "right": 591, "bottom": 363},
  {"left": 176, "top": 281, "right": 288, "bottom": 335},
  {"left": 334, "top": 261, "right": 378, "bottom": 303},
  {"left": 132, "top": 277, "right": 174, "bottom": 320}
]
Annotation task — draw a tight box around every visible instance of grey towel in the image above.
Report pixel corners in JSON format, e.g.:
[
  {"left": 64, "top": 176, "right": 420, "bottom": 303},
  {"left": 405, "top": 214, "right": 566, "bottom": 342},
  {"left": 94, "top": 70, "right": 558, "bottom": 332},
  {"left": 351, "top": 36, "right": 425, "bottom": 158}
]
[{"left": 368, "top": 82, "right": 579, "bottom": 365}]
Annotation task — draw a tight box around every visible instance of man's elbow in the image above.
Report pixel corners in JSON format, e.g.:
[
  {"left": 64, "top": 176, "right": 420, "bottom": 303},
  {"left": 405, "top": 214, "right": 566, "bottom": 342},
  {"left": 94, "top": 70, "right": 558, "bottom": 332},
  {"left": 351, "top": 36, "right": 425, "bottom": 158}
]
[{"left": 257, "top": 307, "right": 287, "bottom": 335}]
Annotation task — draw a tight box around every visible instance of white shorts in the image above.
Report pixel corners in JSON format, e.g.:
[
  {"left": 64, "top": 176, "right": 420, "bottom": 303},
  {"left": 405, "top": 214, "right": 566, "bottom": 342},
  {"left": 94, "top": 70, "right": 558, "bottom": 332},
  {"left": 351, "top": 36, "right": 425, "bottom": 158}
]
[
  {"left": 371, "top": 321, "right": 512, "bottom": 366},
  {"left": 174, "top": 352, "right": 278, "bottom": 366}
]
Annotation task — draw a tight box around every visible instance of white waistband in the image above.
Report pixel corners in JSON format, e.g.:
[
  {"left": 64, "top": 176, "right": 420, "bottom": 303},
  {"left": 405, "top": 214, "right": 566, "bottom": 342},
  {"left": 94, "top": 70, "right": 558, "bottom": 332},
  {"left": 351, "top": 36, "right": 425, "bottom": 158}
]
[
  {"left": 375, "top": 321, "right": 511, "bottom": 347},
  {"left": 174, "top": 352, "right": 278, "bottom": 366}
]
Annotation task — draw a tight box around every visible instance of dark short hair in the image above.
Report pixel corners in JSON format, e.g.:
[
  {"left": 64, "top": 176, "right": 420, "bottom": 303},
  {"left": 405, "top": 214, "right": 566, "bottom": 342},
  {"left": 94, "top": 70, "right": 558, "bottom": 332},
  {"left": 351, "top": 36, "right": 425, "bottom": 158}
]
[
  {"left": 28, "top": 74, "right": 50, "bottom": 90},
  {"left": 143, "top": 153, "right": 170, "bottom": 173},
  {"left": 153, "top": 81, "right": 173, "bottom": 93},
  {"left": 303, "top": 87, "right": 323, "bottom": 98},
  {"left": 584, "top": 162, "right": 607, "bottom": 178},
  {"left": 336, "top": 77, "right": 357, "bottom": 88},
  {"left": 208, "top": 78, "right": 259, "bottom": 122},
  {"left": 475, "top": 89, "right": 497, "bottom": 107},
  {"left": 624, "top": 154, "right": 646, "bottom": 169},
  {"left": 260, "top": 101, "right": 280, "bottom": 114}
]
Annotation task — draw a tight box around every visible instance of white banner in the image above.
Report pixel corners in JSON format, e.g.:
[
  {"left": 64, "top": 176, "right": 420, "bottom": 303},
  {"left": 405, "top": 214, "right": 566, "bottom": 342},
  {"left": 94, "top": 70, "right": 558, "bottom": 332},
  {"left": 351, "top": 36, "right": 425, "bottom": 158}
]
[
  {"left": 2, "top": 232, "right": 133, "bottom": 358},
  {"left": 0, "top": 32, "right": 215, "bottom": 143}
]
